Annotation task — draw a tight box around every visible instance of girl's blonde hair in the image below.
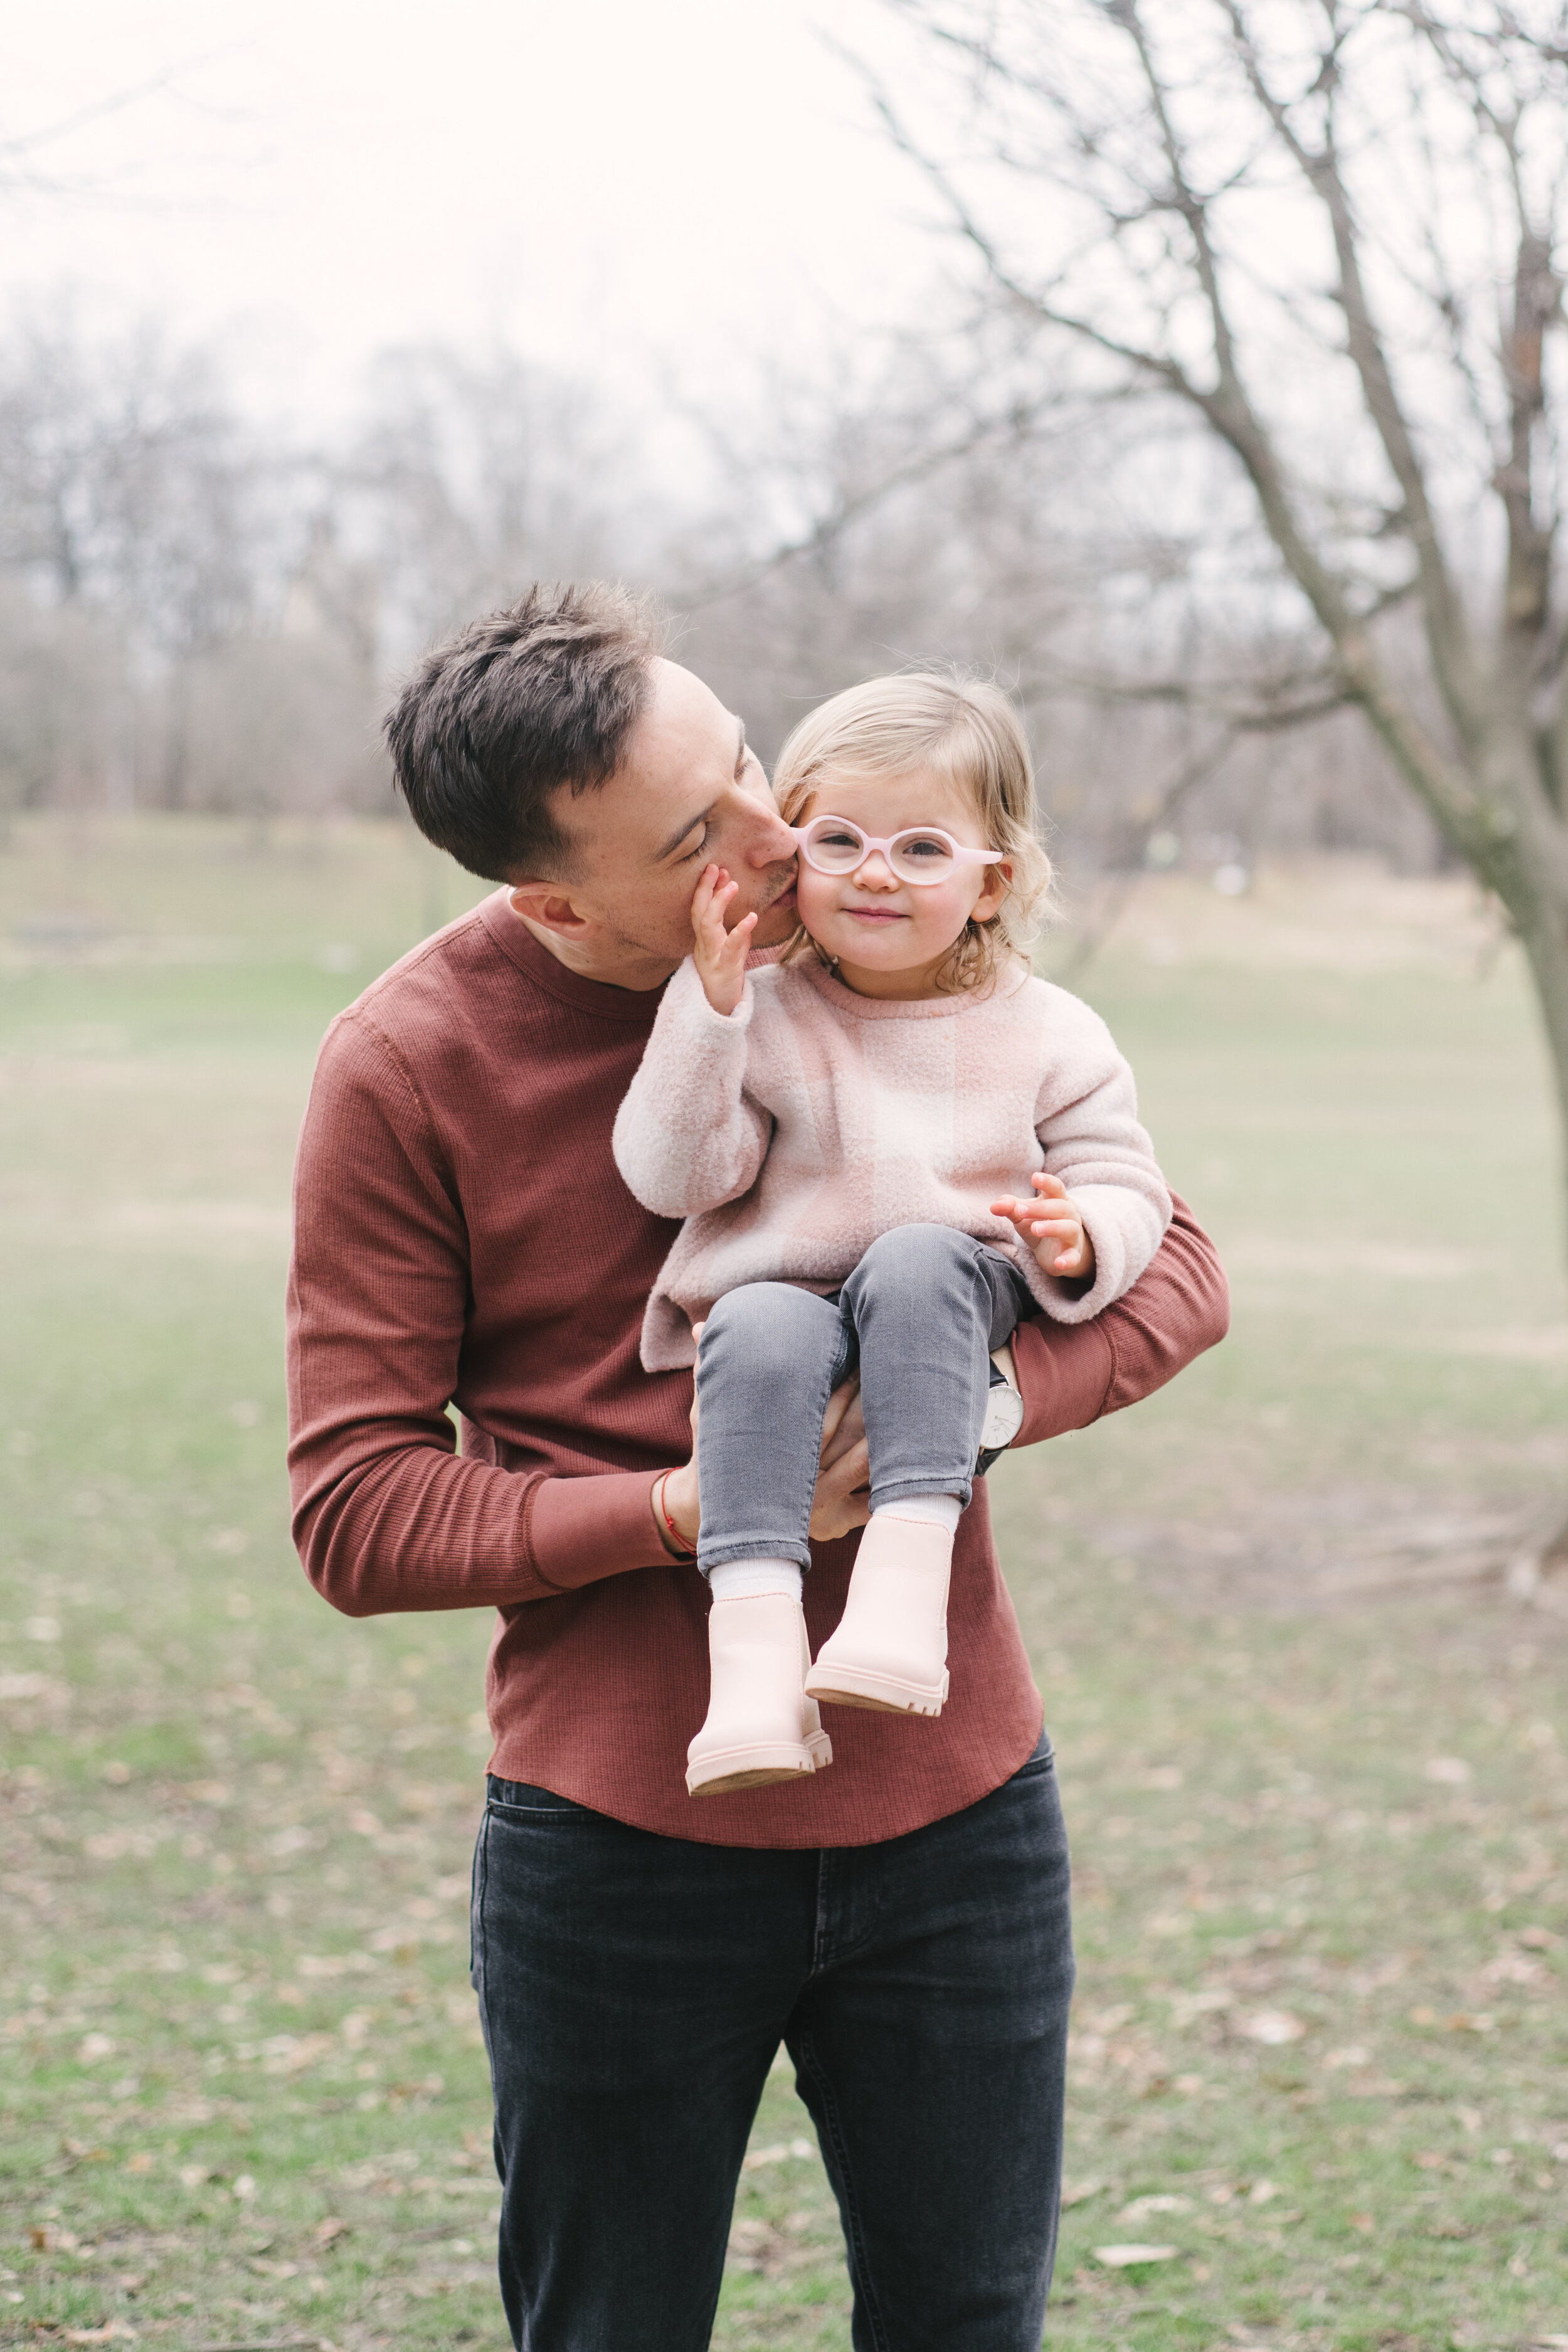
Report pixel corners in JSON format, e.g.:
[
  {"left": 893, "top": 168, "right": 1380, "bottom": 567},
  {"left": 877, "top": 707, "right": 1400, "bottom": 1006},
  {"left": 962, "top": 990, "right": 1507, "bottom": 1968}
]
[{"left": 772, "top": 671, "right": 1053, "bottom": 995}]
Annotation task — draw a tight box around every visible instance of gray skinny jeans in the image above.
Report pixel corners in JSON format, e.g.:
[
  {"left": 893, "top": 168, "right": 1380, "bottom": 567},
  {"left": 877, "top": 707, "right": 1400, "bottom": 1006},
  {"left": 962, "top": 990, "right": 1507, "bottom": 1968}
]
[{"left": 694, "top": 1222, "right": 1034, "bottom": 1576}]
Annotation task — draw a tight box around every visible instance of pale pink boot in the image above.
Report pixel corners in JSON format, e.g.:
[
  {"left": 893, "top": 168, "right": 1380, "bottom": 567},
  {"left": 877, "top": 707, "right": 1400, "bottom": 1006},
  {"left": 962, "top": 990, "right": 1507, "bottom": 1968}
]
[
  {"left": 804, "top": 1514, "right": 953, "bottom": 1717},
  {"left": 686, "top": 1592, "right": 834, "bottom": 1798}
]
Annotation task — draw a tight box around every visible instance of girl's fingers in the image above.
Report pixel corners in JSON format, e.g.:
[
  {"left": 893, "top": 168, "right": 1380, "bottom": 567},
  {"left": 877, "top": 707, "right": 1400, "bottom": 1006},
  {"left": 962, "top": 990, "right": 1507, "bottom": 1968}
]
[
  {"left": 1031, "top": 1171, "right": 1067, "bottom": 1197},
  {"left": 712, "top": 908, "right": 757, "bottom": 963}
]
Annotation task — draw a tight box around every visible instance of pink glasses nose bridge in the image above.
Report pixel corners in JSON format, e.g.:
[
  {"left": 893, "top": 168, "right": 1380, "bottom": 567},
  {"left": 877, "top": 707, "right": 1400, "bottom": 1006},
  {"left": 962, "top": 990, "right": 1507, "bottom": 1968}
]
[{"left": 787, "top": 818, "right": 1003, "bottom": 883}]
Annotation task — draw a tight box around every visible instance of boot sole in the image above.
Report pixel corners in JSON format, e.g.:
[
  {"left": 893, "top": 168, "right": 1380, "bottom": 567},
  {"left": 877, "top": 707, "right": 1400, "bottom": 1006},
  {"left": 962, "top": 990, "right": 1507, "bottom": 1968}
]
[
  {"left": 686, "top": 1737, "right": 832, "bottom": 1798},
  {"left": 804, "top": 1666, "right": 948, "bottom": 1717}
]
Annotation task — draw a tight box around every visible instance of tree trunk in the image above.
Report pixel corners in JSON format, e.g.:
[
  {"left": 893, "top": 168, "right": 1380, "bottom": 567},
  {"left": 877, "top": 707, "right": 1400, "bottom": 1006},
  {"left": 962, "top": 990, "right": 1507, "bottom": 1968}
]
[{"left": 1517, "top": 904, "right": 1568, "bottom": 1259}]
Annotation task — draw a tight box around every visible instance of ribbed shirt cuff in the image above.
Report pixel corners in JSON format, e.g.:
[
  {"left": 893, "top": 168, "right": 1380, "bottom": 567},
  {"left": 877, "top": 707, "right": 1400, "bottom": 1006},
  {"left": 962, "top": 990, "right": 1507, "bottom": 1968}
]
[
  {"left": 1012, "top": 1316, "right": 1116, "bottom": 1447},
  {"left": 527, "top": 1470, "right": 677, "bottom": 1591}
]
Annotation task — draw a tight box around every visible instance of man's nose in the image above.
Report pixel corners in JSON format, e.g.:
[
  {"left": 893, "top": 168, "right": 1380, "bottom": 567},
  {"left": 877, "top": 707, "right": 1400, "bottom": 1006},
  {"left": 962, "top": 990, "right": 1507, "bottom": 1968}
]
[{"left": 746, "top": 807, "right": 799, "bottom": 865}]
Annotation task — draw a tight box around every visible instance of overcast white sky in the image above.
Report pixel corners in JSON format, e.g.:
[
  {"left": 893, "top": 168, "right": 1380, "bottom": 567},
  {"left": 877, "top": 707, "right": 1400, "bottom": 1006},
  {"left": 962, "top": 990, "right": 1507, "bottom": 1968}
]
[{"left": 2, "top": 0, "right": 943, "bottom": 424}]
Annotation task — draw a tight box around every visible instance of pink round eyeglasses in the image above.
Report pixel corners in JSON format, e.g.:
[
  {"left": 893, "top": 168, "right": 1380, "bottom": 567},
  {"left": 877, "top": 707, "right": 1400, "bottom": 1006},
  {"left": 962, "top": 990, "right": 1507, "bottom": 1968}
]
[{"left": 786, "top": 815, "right": 1004, "bottom": 886}]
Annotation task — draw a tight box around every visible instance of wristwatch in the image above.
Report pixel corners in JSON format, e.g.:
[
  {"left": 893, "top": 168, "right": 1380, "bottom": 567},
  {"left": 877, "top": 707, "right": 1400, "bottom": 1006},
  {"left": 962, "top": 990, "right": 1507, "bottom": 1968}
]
[{"left": 975, "top": 1345, "right": 1025, "bottom": 1475}]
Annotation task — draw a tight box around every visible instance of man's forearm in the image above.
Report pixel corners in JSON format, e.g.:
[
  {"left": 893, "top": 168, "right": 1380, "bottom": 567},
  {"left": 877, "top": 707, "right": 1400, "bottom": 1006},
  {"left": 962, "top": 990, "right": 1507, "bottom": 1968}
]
[
  {"left": 1010, "top": 1194, "right": 1227, "bottom": 1447},
  {"left": 291, "top": 1433, "right": 674, "bottom": 1618}
]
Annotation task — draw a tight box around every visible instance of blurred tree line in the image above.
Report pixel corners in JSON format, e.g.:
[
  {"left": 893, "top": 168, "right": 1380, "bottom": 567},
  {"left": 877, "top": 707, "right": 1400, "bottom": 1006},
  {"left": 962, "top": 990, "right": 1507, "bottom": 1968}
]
[{"left": 0, "top": 292, "right": 1433, "bottom": 879}]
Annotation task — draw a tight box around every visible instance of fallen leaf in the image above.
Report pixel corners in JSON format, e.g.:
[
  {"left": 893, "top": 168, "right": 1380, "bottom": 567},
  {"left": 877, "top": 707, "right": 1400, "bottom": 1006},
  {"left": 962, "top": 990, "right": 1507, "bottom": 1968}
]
[
  {"left": 314, "top": 2216, "right": 348, "bottom": 2245},
  {"left": 77, "top": 2032, "right": 116, "bottom": 2063},
  {"left": 30, "top": 2225, "right": 80, "bottom": 2252},
  {"left": 1092, "top": 2243, "right": 1178, "bottom": 2267},
  {"left": 1424, "top": 1756, "right": 1471, "bottom": 1785},
  {"left": 1118, "top": 2194, "right": 1190, "bottom": 2220},
  {"left": 124, "top": 2153, "right": 154, "bottom": 2173},
  {"left": 1248, "top": 2178, "right": 1281, "bottom": 2204},
  {"left": 1241, "top": 2010, "right": 1306, "bottom": 2045},
  {"left": 1059, "top": 2179, "right": 1106, "bottom": 2207}
]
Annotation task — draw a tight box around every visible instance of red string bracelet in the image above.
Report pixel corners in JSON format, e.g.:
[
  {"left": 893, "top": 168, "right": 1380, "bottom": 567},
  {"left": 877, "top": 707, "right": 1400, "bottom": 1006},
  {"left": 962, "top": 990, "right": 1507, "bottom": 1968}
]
[{"left": 655, "top": 1472, "right": 697, "bottom": 1559}]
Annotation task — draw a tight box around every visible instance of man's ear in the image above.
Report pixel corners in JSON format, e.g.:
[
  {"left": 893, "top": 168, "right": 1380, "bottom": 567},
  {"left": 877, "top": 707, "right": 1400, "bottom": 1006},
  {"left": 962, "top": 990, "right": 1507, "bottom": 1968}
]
[{"left": 508, "top": 879, "right": 591, "bottom": 938}]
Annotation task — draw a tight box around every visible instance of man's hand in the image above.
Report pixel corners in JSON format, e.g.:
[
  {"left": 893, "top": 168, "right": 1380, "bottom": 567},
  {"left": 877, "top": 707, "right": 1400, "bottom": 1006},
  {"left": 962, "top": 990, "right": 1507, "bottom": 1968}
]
[
  {"left": 691, "top": 863, "right": 757, "bottom": 1018},
  {"left": 810, "top": 1376, "right": 871, "bottom": 1541},
  {"left": 991, "top": 1170, "right": 1096, "bottom": 1281},
  {"left": 655, "top": 1345, "right": 871, "bottom": 1557},
  {"left": 655, "top": 1375, "right": 702, "bottom": 1554}
]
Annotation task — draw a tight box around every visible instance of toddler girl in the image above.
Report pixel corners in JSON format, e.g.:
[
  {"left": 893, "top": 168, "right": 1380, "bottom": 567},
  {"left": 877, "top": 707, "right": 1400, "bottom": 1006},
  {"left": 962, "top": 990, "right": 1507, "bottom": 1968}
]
[{"left": 612, "top": 674, "right": 1172, "bottom": 1796}]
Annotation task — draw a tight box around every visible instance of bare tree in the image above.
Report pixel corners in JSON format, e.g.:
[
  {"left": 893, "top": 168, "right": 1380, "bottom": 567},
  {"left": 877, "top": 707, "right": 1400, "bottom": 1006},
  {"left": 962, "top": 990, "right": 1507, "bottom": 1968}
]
[
  {"left": 338, "top": 343, "right": 639, "bottom": 657},
  {"left": 862, "top": 0, "right": 1568, "bottom": 1203}
]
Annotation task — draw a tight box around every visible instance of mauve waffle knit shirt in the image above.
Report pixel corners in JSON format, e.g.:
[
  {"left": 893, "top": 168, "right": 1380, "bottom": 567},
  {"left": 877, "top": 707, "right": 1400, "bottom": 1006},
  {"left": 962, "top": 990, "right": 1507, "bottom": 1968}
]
[{"left": 286, "top": 891, "right": 1229, "bottom": 1848}]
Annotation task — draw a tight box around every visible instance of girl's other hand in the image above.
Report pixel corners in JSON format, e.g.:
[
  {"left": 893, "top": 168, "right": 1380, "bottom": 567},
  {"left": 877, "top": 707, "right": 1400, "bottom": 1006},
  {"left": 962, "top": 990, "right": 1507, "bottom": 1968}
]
[
  {"left": 990, "top": 1170, "right": 1096, "bottom": 1281},
  {"left": 691, "top": 863, "right": 758, "bottom": 1017}
]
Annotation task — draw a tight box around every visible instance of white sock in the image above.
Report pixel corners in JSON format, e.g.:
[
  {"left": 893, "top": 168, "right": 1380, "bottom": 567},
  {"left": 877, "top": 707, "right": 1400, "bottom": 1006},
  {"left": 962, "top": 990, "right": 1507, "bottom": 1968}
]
[
  {"left": 873, "top": 1494, "right": 962, "bottom": 1534},
  {"left": 708, "top": 1557, "right": 804, "bottom": 1602}
]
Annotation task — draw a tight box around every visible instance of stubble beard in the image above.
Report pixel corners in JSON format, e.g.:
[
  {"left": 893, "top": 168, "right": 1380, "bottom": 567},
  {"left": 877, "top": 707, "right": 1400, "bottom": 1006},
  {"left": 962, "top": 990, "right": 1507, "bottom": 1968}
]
[{"left": 608, "top": 864, "right": 798, "bottom": 967}]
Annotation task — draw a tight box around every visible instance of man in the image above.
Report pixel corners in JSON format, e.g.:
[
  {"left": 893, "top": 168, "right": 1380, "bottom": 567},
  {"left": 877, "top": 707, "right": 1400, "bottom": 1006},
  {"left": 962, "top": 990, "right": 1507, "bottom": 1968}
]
[{"left": 287, "top": 583, "right": 1227, "bottom": 2350}]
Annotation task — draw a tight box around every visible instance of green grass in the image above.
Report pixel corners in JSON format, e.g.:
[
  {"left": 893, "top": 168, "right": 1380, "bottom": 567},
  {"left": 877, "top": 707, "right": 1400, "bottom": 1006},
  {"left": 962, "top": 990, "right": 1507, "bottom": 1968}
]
[{"left": 1, "top": 818, "right": 1564, "bottom": 2352}]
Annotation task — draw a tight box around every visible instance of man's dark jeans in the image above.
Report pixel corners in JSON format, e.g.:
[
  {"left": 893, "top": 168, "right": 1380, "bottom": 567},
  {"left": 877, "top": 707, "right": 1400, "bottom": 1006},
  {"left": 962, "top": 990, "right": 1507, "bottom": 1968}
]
[{"left": 470, "top": 1736, "right": 1074, "bottom": 2351}]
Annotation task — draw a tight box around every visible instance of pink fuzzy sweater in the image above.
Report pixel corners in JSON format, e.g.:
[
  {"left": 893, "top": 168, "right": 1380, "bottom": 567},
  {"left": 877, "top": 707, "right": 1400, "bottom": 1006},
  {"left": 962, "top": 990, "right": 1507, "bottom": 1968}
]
[{"left": 613, "top": 953, "right": 1172, "bottom": 1372}]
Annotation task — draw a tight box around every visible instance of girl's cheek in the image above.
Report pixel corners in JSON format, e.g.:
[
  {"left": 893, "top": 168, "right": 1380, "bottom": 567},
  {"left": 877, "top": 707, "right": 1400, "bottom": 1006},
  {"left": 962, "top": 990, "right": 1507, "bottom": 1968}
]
[{"left": 796, "top": 872, "right": 836, "bottom": 935}]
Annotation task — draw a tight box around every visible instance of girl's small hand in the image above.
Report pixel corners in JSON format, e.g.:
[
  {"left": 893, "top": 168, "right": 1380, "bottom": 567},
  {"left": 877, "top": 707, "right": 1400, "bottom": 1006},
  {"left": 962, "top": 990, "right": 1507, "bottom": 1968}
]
[
  {"left": 691, "top": 864, "right": 758, "bottom": 1017},
  {"left": 990, "top": 1170, "right": 1096, "bottom": 1281}
]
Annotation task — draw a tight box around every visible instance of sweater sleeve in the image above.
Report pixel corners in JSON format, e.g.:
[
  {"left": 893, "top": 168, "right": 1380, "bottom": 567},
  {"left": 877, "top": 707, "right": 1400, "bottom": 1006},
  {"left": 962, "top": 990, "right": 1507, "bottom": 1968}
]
[
  {"left": 612, "top": 954, "right": 772, "bottom": 1217},
  {"left": 287, "top": 1010, "right": 672, "bottom": 1618},
  {"left": 1010, "top": 1193, "right": 1229, "bottom": 1444},
  {"left": 1026, "top": 991, "right": 1174, "bottom": 1323}
]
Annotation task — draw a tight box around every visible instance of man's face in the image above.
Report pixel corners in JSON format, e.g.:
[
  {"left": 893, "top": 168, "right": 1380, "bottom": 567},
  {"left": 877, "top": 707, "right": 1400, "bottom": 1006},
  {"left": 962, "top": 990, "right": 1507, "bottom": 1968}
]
[{"left": 516, "top": 659, "right": 800, "bottom": 983}]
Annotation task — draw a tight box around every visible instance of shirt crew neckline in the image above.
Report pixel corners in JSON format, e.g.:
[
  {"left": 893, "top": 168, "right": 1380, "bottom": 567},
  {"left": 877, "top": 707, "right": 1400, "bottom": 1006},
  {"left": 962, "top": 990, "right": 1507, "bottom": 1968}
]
[
  {"left": 798, "top": 955, "right": 1031, "bottom": 1020},
  {"left": 478, "top": 890, "right": 670, "bottom": 1025}
]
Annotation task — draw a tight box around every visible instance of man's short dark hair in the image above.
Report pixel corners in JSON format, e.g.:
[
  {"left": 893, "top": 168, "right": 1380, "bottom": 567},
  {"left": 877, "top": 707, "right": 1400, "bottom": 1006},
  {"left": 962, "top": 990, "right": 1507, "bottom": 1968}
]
[{"left": 384, "top": 583, "right": 668, "bottom": 882}]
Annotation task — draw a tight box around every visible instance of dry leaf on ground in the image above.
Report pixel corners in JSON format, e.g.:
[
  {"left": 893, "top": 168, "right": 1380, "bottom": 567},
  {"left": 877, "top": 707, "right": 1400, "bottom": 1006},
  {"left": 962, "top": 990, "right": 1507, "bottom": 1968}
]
[{"left": 1240, "top": 2010, "right": 1306, "bottom": 2045}]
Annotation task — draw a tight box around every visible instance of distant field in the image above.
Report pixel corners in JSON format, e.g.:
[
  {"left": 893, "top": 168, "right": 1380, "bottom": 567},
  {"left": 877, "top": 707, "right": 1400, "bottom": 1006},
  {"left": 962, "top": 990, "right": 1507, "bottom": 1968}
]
[{"left": 1, "top": 816, "right": 1564, "bottom": 2352}]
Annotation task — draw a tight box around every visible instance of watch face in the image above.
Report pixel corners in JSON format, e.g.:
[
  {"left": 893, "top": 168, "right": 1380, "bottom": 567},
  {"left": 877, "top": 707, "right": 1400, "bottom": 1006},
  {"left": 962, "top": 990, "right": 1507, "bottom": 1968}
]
[{"left": 979, "top": 1379, "right": 1025, "bottom": 1453}]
